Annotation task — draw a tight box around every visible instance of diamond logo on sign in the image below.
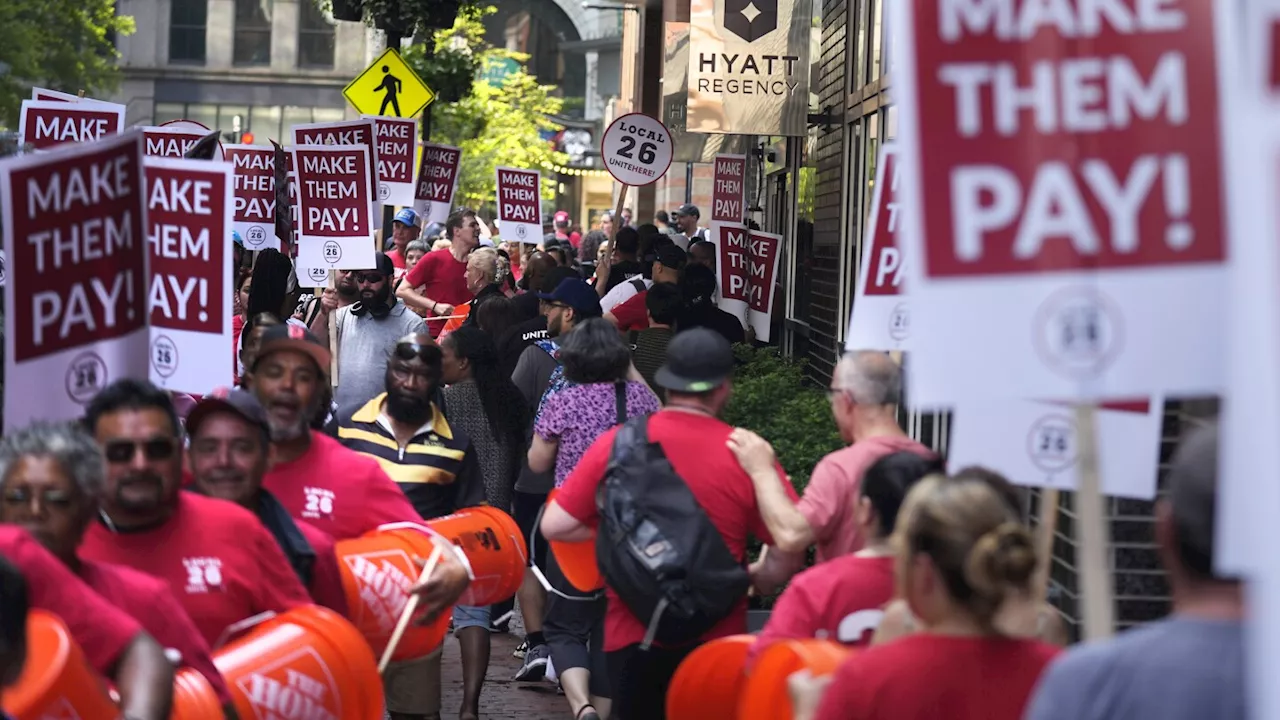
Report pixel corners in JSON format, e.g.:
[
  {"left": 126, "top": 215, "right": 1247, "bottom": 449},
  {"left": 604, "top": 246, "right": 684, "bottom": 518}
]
[
  {"left": 344, "top": 48, "right": 436, "bottom": 118},
  {"left": 724, "top": 0, "right": 777, "bottom": 42}
]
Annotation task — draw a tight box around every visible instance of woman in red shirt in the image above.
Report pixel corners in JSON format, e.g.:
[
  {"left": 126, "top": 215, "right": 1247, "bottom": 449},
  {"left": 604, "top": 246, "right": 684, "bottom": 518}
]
[{"left": 809, "top": 471, "right": 1061, "bottom": 720}]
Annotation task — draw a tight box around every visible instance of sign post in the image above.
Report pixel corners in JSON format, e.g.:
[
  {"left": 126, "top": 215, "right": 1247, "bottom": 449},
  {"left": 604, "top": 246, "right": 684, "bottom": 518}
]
[{"left": 344, "top": 48, "right": 436, "bottom": 118}]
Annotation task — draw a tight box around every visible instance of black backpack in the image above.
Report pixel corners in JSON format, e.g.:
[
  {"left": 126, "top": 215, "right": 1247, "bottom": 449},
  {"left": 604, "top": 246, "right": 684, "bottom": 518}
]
[{"left": 594, "top": 416, "right": 750, "bottom": 648}]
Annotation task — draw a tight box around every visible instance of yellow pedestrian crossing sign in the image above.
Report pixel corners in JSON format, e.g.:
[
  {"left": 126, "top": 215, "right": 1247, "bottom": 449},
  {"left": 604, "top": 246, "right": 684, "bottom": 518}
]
[{"left": 344, "top": 48, "right": 436, "bottom": 118}]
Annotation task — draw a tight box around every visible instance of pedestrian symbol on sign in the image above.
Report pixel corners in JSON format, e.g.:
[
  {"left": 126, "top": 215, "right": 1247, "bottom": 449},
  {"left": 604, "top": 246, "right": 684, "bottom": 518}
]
[{"left": 375, "top": 66, "right": 403, "bottom": 116}]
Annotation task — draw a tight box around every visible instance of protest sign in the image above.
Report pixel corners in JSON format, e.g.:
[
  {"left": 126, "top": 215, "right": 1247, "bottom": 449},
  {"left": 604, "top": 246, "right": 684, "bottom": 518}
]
[
  {"left": 495, "top": 167, "right": 543, "bottom": 243},
  {"left": 294, "top": 145, "right": 375, "bottom": 271},
  {"left": 19, "top": 101, "right": 125, "bottom": 151},
  {"left": 292, "top": 120, "right": 379, "bottom": 228},
  {"left": 600, "top": 113, "right": 673, "bottom": 187},
  {"left": 143, "top": 126, "right": 213, "bottom": 159},
  {"left": 846, "top": 144, "right": 908, "bottom": 351},
  {"left": 144, "top": 156, "right": 234, "bottom": 393},
  {"left": 224, "top": 144, "right": 281, "bottom": 251},
  {"left": 716, "top": 223, "right": 782, "bottom": 342},
  {"left": 947, "top": 397, "right": 1163, "bottom": 500},
  {"left": 29, "top": 88, "right": 124, "bottom": 110},
  {"left": 892, "top": 0, "right": 1236, "bottom": 405},
  {"left": 710, "top": 154, "right": 747, "bottom": 224},
  {"left": 0, "top": 132, "right": 150, "bottom": 427},
  {"left": 363, "top": 115, "right": 418, "bottom": 207},
  {"left": 414, "top": 143, "right": 462, "bottom": 226}
]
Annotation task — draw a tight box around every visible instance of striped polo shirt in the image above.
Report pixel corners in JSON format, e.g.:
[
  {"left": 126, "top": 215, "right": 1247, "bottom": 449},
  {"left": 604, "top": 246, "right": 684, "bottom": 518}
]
[{"left": 333, "top": 393, "right": 485, "bottom": 519}]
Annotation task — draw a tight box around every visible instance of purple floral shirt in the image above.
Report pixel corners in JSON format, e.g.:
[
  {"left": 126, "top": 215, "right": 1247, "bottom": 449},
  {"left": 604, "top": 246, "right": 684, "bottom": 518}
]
[{"left": 534, "top": 380, "right": 661, "bottom": 487}]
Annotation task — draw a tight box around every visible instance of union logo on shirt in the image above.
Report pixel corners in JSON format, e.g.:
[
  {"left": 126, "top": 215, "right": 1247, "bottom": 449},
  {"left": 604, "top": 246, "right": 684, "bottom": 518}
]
[
  {"left": 183, "top": 557, "right": 224, "bottom": 594},
  {"left": 303, "top": 486, "right": 336, "bottom": 519}
]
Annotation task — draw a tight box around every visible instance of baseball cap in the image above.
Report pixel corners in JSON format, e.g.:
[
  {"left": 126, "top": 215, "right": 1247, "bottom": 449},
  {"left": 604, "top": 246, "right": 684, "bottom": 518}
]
[
  {"left": 655, "top": 244, "right": 688, "bottom": 270},
  {"left": 232, "top": 230, "right": 244, "bottom": 247},
  {"left": 253, "top": 323, "right": 331, "bottom": 373},
  {"left": 672, "top": 203, "right": 700, "bottom": 218},
  {"left": 537, "top": 277, "right": 602, "bottom": 318},
  {"left": 554, "top": 210, "right": 570, "bottom": 224},
  {"left": 186, "top": 387, "right": 270, "bottom": 437},
  {"left": 393, "top": 208, "right": 420, "bottom": 228},
  {"left": 655, "top": 328, "right": 734, "bottom": 393},
  {"left": 373, "top": 252, "right": 396, "bottom": 277}
]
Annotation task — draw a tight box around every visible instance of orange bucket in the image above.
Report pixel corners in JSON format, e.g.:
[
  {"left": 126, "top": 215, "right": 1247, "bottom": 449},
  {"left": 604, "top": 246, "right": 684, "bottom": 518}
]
[
  {"left": 171, "top": 667, "right": 224, "bottom": 720},
  {"left": 545, "top": 489, "right": 604, "bottom": 592},
  {"left": 737, "top": 639, "right": 851, "bottom": 720},
  {"left": 665, "top": 634, "right": 753, "bottom": 720},
  {"left": 1, "top": 610, "right": 119, "bottom": 720},
  {"left": 334, "top": 523, "right": 452, "bottom": 661},
  {"left": 425, "top": 506, "right": 528, "bottom": 606}
]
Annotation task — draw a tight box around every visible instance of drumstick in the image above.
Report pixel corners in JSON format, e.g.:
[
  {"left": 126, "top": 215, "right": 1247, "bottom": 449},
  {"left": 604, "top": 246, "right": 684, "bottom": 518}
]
[{"left": 378, "top": 545, "right": 444, "bottom": 674}]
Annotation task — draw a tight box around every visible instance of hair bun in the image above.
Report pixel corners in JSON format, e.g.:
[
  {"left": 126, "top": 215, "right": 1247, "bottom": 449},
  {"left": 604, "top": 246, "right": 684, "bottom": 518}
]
[{"left": 965, "top": 522, "right": 1038, "bottom": 598}]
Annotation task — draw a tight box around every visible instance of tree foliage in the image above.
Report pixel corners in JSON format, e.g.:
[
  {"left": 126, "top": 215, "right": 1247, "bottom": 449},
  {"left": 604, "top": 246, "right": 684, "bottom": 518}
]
[
  {"left": 403, "top": 6, "right": 566, "bottom": 214},
  {"left": 0, "top": 0, "right": 136, "bottom": 128}
]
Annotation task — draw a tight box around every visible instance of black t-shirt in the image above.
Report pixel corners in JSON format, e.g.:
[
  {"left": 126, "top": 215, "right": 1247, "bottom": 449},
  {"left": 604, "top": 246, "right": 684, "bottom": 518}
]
[
  {"left": 498, "top": 315, "right": 549, "bottom": 379},
  {"left": 605, "top": 259, "right": 647, "bottom": 293},
  {"left": 677, "top": 305, "right": 746, "bottom": 345},
  {"left": 510, "top": 290, "right": 541, "bottom": 323}
]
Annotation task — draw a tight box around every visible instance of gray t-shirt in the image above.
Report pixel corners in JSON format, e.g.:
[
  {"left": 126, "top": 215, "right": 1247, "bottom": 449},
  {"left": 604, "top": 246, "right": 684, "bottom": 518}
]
[
  {"left": 1024, "top": 616, "right": 1245, "bottom": 720},
  {"left": 333, "top": 302, "right": 427, "bottom": 412},
  {"left": 511, "top": 342, "right": 559, "bottom": 494}
]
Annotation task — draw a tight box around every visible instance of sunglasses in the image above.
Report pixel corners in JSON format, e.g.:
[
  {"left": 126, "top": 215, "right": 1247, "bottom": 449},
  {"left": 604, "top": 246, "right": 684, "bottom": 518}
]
[
  {"left": 354, "top": 272, "right": 385, "bottom": 284},
  {"left": 103, "top": 438, "right": 178, "bottom": 464},
  {"left": 2, "top": 487, "right": 74, "bottom": 510},
  {"left": 394, "top": 341, "right": 439, "bottom": 364}
]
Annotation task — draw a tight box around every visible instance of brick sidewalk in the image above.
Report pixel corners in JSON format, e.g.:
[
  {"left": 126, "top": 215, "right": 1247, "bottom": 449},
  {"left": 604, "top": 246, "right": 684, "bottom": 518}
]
[{"left": 436, "top": 615, "right": 569, "bottom": 719}]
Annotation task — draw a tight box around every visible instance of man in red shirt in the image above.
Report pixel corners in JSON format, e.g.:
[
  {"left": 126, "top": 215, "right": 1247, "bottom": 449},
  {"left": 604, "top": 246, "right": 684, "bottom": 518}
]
[
  {"left": 186, "top": 388, "right": 348, "bottom": 616},
  {"left": 0, "top": 421, "right": 234, "bottom": 711},
  {"left": 396, "top": 208, "right": 482, "bottom": 337},
  {"left": 0, "top": 526, "right": 174, "bottom": 719},
  {"left": 78, "top": 378, "right": 313, "bottom": 648},
  {"left": 604, "top": 244, "right": 686, "bottom": 333},
  {"left": 541, "top": 329, "right": 804, "bottom": 720},
  {"left": 245, "top": 324, "right": 425, "bottom": 540},
  {"left": 386, "top": 208, "right": 422, "bottom": 280}
]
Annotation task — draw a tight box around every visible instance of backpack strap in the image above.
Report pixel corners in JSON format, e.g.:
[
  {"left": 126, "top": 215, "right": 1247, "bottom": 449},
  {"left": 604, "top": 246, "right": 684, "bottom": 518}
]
[
  {"left": 527, "top": 500, "right": 605, "bottom": 601},
  {"left": 629, "top": 277, "right": 647, "bottom": 293},
  {"left": 615, "top": 381, "right": 628, "bottom": 425}
]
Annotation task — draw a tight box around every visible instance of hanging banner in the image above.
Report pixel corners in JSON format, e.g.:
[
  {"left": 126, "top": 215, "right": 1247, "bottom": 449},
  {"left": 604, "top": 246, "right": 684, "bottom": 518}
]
[
  {"left": 494, "top": 167, "right": 543, "bottom": 244},
  {"left": 292, "top": 119, "right": 379, "bottom": 228},
  {"left": 144, "top": 156, "right": 234, "bottom": 394},
  {"left": 363, "top": 115, "right": 419, "bottom": 207},
  {"left": 892, "top": 0, "right": 1236, "bottom": 406},
  {"left": 948, "top": 398, "right": 1163, "bottom": 500},
  {"left": 414, "top": 143, "right": 461, "bottom": 227},
  {"left": 0, "top": 132, "right": 150, "bottom": 427},
  {"left": 716, "top": 223, "right": 782, "bottom": 342},
  {"left": 846, "top": 143, "right": 908, "bottom": 351},
  {"left": 710, "top": 153, "right": 747, "bottom": 224},
  {"left": 224, "top": 144, "right": 281, "bottom": 252},
  {"left": 686, "top": 0, "right": 813, "bottom": 136},
  {"left": 18, "top": 101, "right": 125, "bottom": 151},
  {"left": 293, "top": 144, "right": 376, "bottom": 271}
]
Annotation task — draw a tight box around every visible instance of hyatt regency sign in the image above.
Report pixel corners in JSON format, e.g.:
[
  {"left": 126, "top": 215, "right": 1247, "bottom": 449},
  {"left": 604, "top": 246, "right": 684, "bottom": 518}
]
[{"left": 687, "top": 0, "right": 812, "bottom": 136}]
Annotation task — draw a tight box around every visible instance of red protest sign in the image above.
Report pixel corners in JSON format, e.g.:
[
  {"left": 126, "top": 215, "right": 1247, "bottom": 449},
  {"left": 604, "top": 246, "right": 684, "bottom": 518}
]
[
  {"left": 366, "top": 116, "right": 418, "bottom": 206},
  {"left": 225, "top": 145, "right": 279, "bottom": 251},
  {"left": 143, "top": 127, "right": 211, "bottom": 158},
  {"left": 417, "top": 143, "right": 461, "bottom": 204},
  {"left": 718, "top": 224, "right": 781, "bottom": 310},
  {"left": 495, "top": 167, "right": 543, "bottom": 243},
  {"left": 19, "top": 101, "right": 125, "bottom": 151},
  {"left": 861, "top": 149, "right": 901, "bottom": 297},
  {"left": 711, "top": 154, "right": 747, "bottom": 224},
  {"left": 910, "top": 1, "right": 1224, "bottom": 278},
  {"left": 294, "top": 145, "right": 375, "bottom": 269},
  {"left": 292, "top": 120, "right": 379, "bottom": 222}
]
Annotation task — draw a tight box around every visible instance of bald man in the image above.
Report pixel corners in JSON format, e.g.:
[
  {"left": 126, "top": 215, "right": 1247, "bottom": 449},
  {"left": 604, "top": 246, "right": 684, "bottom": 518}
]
[
  {"left": 726, "top": 351, "right": 935, "bottom": 564},
  {"left": 514, "top": 251, "right": 558, "bottom": 323}
]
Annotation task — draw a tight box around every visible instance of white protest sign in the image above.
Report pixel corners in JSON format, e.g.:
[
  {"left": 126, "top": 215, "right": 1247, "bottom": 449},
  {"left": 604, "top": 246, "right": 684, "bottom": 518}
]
[
  {"left": 224, "top": 145, "right": 281, "bottom": 252},
  {"left": 143, "top": 157, "right": 234, "bottom": 394},
  {"left": 601, "top": 113, "right": 673, "bottom": 187},
  {"left": 948, "top": 398, "right": 1163, "bottom": 500},
  {"left": 293, "top": 144, "right": 376, "bottom": 271},
  {"left": 19, "top": 101, "right": 126, "bottom": 152},
  {"left": 715, "top": 223, "right": 783, "bottom": 342},
  {"left": 414, "top": 143, "right": 462, "bottom": 227},
  {"left": 363, "top": 115, "right": 419, "bottom": 207},
  {"left": 0, "top": 131, "right": 151, "bottom": 427},
  {"left": 495, "top": 167, "right": 543, "bottom": 243},
  {"left": 892, "top": 0, "right": 1238, "bottom": 405},
  {"left": 847, "top": 143, "right": 908, "bottom": 351},
  {"left": 293, "top": 119, "right": 380, "bottom": 229}
]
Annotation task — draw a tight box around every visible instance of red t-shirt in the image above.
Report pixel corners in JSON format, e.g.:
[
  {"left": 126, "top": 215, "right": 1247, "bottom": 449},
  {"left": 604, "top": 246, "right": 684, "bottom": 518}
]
[
  {"left": 403, "top": 248, "right": 472, "bottom": 337},
  {"left": 610, "top": 290, "right": 650, "bottom": 332},
  {"left": 813, "top": 634, "right": 1061, "bottom": 720},
  {"left": 232, "top": 314, "right": 245, "bottom": 383},
  {"left": 296, "top": 519, "right": 349, "bottom": 617},
  {"left": 79, "top": 492, "right": 312, "bottom": 648},
  {"left": 78, "top": 560, "right": 233, "bottom": 705},
  {"left": 554, "top": 409, "right": 798, "bottom": 651},
  {"left": 749, "top": 555, "right": 894, "bottom": 662},
  {"left": 0, "top": 526, "right": 143, "bottom": 675},
  {"left": 262, "top": 431, "right": 421, "bottom": 540}
]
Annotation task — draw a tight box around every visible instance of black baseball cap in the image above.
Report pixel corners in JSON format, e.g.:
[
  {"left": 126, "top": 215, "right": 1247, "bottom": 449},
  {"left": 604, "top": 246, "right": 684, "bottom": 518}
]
[
  {"left": 253, "top": 323, "right": 331, "bottom": 373},
  {"left": 186, "top": 387, "right": 271, "bottom": 437},
  {"left": 655, "top": 244, "right": 688, "bottom": 270},
  {"left": 672, "top": 203, "right": 700, "bottom": 218},
  {"left": 655, "top": 328, "right": 734, "bottom": 393},
  {"left": 538, "top": 277, "right": 602, "bottom": 317}
]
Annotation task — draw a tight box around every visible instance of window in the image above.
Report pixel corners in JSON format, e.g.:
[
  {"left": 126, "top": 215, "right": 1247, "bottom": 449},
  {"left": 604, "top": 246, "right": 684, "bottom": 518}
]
[
  {"left": 234, "top": 0, "right": 272, "bottom": 67},
  {"left": 298, "top": 2, "right": 336, "bottom": 68},
  {"left": 169, "top": 0, "right": 207, "bottom": 63},
  {"left": 866, "top": 0, "right": 883, "bottom": 83}
]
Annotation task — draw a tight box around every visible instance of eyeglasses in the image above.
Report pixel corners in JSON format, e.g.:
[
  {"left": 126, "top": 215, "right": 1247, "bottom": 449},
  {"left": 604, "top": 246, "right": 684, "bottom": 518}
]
[
  {"left": 826, "top": 387, "right": 853, "bottom": 401},
  {"left": 2, "top": 487, "right": 75, "bottom": 510},
  {"left": 394, "top": 341, "right": 438, "bottom": 364},
  {"left": 103, "top": 438, "right": 178, "bottom": 464},
  {"left": 354, "top": 273, "right": 385, "bottom": 285}
]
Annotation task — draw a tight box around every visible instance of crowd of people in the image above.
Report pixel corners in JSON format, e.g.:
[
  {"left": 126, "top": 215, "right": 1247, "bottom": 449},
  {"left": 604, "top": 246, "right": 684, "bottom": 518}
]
[{"left": 0, "top": 198, "right": 1243, "bottom": 720}]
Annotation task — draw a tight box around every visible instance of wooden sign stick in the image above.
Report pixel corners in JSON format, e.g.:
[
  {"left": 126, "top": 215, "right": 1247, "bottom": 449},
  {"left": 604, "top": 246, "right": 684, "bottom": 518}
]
[
  {"left": 1075, "top": 403, "right": 1115, "bottom": 640},
  {"left": 378, "top": 546, "right": 444, "bottom": 674},
  {"left": 327, "top": 270, "right": 340, "bottom": 388},
  {"left": 1034, "top": 488, "right": 1061, "bottom": 604}
]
